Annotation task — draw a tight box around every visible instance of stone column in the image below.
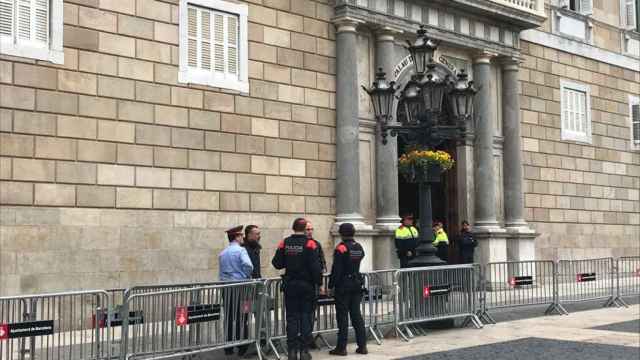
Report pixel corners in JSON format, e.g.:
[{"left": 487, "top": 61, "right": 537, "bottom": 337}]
[
  {"left": 373, "top": 28, "right": 401, "bottom": 270},
  {"left": 374, "top": 29, "right": 400, "bottom": 228},
  {"left": 334, "top": 18, "right": 363, "bottom": 224},
  {"left": 472, "top": 52, "right": 507, "bottom": 265},
  {"left": 501, "top": 57, "right": 537, "bottom": 262},
  {"left": 332, "top": 18, "right": 374, "bottom": 270}
]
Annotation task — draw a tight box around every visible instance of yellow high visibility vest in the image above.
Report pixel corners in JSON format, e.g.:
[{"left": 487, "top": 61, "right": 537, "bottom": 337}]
[
  {"left": 433, "top": 229, "right": 449, "bottom": 245},
  {"left": 395, "top": 226, "right": 418, "bottom": 239}
]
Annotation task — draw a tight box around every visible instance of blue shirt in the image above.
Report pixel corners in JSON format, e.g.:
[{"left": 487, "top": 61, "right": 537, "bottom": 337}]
[{"left": 219, "top": 242, "right": 254, "bottom": 281}]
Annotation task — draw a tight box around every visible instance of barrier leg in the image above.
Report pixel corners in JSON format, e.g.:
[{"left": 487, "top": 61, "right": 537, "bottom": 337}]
[
  {"left": 395, "top": 325, "right": 410, "bottom": 342},
  {"left": 477, "top": 309, "right": 496, "bottom": 325},
  {"left": 316, "top": 333, "right": 331, "bottom": 349},
  {"left": 368, "top": 326, "right": 382, "bottom": 345},
  {"left": 266, "top": 339, "right": 281, "bottom": 359},
  {"left": 544, "top": 302, "right": 568, "bottom": 316}
]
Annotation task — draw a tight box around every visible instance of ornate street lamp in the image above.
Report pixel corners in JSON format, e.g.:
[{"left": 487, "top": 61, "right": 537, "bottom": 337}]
[
  {"left": 406, "top": 25, "right": 439, "bottom": 75},
  {"left": 364, "top": 27, "right": 478, "bottom": 267}
]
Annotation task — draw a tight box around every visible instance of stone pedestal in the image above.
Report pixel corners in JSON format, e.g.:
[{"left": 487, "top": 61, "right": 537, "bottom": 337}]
[
  {"left": 373, "top": 227, "right": 399, "bottom": 270},
  {"left": 474, "top": 227, "right": 508, "bottom": 265},
  {"left": 331, "top": 222, "right": 375, "bottom": 272},
  {"left": 506, "top": 227, "right": 538, "bottom": 262}
]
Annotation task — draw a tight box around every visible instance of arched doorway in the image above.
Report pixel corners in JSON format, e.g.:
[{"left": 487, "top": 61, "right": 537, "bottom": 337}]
[{"left": 394, "top": 60, "right": 462, "bottom": 263}]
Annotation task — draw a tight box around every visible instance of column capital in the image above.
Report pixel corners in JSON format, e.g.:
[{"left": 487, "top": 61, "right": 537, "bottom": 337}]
[
  {"left": 499, "top": 56, "right": 523, "bottom": 71},
  {"left": 333, "top": 17, "right": 364, "bottom": 33},
  {"left": 375, "top": 26, "right": 403, "bottom": 42},
  {"left": 472, "top": 51, "right": 498, "bottom": 64}
]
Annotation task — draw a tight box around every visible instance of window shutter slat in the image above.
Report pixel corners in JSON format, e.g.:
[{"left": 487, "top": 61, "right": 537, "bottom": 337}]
[
  {"left": 632, "top": 104, "right": 640, "bottom": 144},
  {"left": 201, "top": 10, "right": 211, "bottom": 70},
  {"left": 227, "top": 15, "right": 237, "bottom": 75},
  {"left": 187, "top": 7, "right": 197, "bottom": 67},
  {"left": 0, "top": 0, "right": 13, "bottom": 37},
  {"left": 213, "top": 13, "right": 224, "bottom": 72},
  {"left": 580, "top": 0, "right": 592, "bottom": 15},
  {"left": 34, "top": 0, "right": 48, "bottom": 43},
  {"left": 17, "top": 0, "right": 31, "bottom": 40},
  {"left": 625, "top": 0, "right": 637, "bottom": 29}
]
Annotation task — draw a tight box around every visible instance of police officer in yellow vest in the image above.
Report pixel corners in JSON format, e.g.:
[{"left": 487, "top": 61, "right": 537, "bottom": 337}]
[
  {"left": 395, "top": 214, "right": 419, "bottom": 268},
  {"left": 432, "top": 221, "right": 449, "bottom": 263}
]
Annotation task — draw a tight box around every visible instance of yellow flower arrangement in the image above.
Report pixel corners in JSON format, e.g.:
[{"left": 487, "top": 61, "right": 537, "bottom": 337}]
[{"left": 398, "top": 148, "right": 455, "bottom": 178}]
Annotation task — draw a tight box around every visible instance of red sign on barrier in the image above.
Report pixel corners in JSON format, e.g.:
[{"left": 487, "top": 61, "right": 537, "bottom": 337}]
[
  {"left": 423, "top": 286, "right": 431, "bottom": 298},
  {"left": 242, "top": 301, "right": 252, "bottom": 314},
  {"left": 0, "top": 324, "right": 8, "bottom": 340},
  {"left": 175, "top": 306, "right": 188, "bottom": 327},
  {"left": 576, "top": 273, "right": 596, "bottom": 282}
]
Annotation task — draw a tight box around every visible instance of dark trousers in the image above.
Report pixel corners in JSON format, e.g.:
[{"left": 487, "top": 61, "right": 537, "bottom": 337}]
[
  {"left": 284, "top": 281, "right": 314, "bottom": 352},
  {"left": 436, "top": 244, "right": 449, "bottom": 263},
  {"left": 399, "top": 255, "right": 411, "bottom": 268},
  {"left": 460, "top": 250, "right": 474, "bottom": 264},
  {"left": 224, "top": 289, "right": 249, "bottom": 354},
  {"left": 335, "top": 291, "right": 366, "bottom": 350}
]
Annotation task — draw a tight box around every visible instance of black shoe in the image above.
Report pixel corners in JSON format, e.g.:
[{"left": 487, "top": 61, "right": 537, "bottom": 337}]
[
  {"left": 356, "top": 347, "right": 368, "bottom": 355},
  {"left": 329, "top": 348, "right": 347, "bottom": 356},
  {"left": 299, "top": 350, "right": 312, "bottom": 360}
]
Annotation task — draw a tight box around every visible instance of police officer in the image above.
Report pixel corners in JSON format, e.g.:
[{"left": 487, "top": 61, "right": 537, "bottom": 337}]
[
  {"left": 458, "top": 220, "right": 477, "bottom": 264},
  {"left": 432, "top": 221, "right": 449, "bottom": 263},
  {"left": 304, "top": 219, "right": 326, "bottom": 350},
  {"left": 328, "top": 223, "right": 367, "bottom": 356},
  {"left": 272, "top": 218, "right": 322, "bottom": 360},
  {"left": 395, "top": 214, "right": 419, "bottom": 268}
]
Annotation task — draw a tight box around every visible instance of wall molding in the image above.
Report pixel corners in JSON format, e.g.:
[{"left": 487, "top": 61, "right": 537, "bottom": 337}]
[{"left": 520, "top": 29, "right": 640, "bottom": 71}]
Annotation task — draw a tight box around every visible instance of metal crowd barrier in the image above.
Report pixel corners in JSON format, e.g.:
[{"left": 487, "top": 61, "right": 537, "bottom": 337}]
[
  {"left": 363, "top": 269, "right": 396, "bottom": 344},
  {"left": 394, "top": 264, "right": 483, "bottom": 342},
  {"left": 556, "top": 257, "right": 621, "bottom": 308},
  {"left": 613, "top": 256, "right": 640, "bottom": 306},
  {"left": 119, "top": 280, "right": 264, "bottom": 360},
  {"left": 478, "top": 260, "right": 564, "bottom": 323},
  {"left": 0, "top": 290, "right": 111, "bottom": 360}
]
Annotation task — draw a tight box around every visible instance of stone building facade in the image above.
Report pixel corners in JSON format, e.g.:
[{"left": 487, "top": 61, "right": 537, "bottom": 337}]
[{"left": 0, "top": 0, "right": 638, "bottom": 295}]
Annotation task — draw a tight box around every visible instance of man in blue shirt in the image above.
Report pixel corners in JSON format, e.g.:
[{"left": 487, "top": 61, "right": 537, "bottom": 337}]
[
  {"left": 219, "top": 225, "right": 254, "bottom": 281},
  {"left": 219, "top": 225, "right": 253, "bottom": 356}
]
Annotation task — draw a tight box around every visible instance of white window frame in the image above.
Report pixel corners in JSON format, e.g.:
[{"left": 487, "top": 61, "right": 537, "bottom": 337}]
[
  {"left": 562, "top": 0, "right": 593, "bottom": 15},
  {"left": 178, "top": 0, "right": 248, "bottom": 93},
  {"left": 0, "top": 0, "right": 64, "bottom": 64},
  {"left": 560, "top": 80, "right": 592, "bottom": 144},
  {"left": 629, "top": 94, "right": 640, "bottom": 150}
]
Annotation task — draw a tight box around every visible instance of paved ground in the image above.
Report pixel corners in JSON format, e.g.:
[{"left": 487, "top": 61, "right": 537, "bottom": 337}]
[{"left": 304, "top": 303, "right": 640, "bottom": 360}]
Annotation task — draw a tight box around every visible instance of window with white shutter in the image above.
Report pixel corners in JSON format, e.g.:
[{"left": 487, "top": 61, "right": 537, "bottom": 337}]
[
  {"left": 179, "top": 0, "right": 248, "bottom": 93},
  {"left": 623, "top": 0, "right": 638, "bottom": 30},
  {"left": 629, "top": 95, "right": 640, "bottom": 150},
  {"left": 560, "top": 80, "right": 592, "bottom": 143},
  {"left": 0, "top": 0, "right": 63, "bottom": 63},
  {"left": 567, "top": 0, "right": 592, "bottom": 15}
]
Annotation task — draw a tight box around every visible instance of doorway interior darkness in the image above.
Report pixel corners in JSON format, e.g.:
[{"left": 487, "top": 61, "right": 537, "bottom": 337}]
[{"left": 396, "top": 136, "right": 461, "bottom": 262}]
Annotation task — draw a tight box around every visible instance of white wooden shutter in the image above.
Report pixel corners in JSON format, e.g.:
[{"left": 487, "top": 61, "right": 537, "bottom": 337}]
[
  {"left": 227, "top": 15, "right": 237, "bottom": 75},
  {"left": 187, "top": 6, "right": 198, "bottom": 67},
  {"left": 632, "top": 104, "right": 640, "bottom": 145},
  {"left": 17, "top": 0, "right": 31, "bottom": 40},
  {"left": 580, "top": 0, "right": 592, "bottom": 15},
  {"left": 0, "top": 0, "right": 13, "bottom": 37},
  {"left": 34, "top": 0, "right": 48, "bottom": 43},
  {"left": 213, "top": 13, "right": 224, "bottom": 72},
  {"left": 200, "top": 10, "right": 211, "bottom": 70},
  {"left": 625, "top": 0, "right": 637, "bottom": 29}
]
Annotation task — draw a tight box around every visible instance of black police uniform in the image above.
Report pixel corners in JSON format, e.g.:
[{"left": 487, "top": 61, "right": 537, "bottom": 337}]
[
  {"left": 328, "top": 239, "right": 367, "bottom": 352},
  {"left": 245, "top": 241, "right": 262, "bottom": 279},
  {"left": 458, "top": 230, "right": 477, "bottom": 264},
  {"left": 272, "top": 234, "right": 322, "bottom": 359}
]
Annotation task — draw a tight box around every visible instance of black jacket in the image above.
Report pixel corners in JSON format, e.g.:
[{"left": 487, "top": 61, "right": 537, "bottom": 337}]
[
  {"left": 272, "top": 234, "right": 322, "bottom": 286},
  {"left": 311, "top": 238, "right": 327, "bottom": 273},
  {"left": 244, "top": 242, "right": 262, "bottom": 279},
  {"left": 458, "top": 230, "right": 477, "bottom": 253},
  {"left": 328, "top": 239, "right": 365, "bottom": 291}
]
